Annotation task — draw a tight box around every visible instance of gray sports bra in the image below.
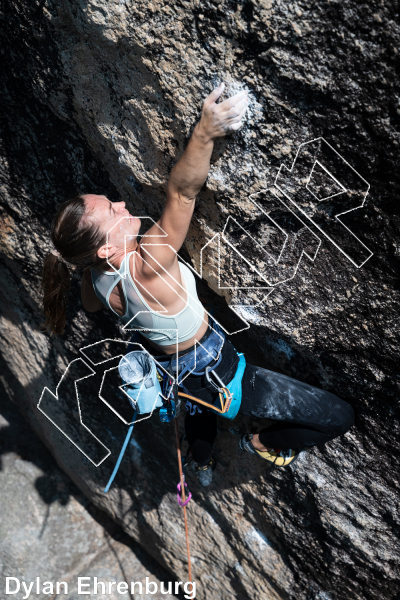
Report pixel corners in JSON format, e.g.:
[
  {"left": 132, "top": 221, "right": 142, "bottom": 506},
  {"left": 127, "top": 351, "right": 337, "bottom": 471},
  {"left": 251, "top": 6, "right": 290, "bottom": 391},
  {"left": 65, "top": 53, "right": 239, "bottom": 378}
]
[{"left": 90, "top": 251, "right": 205, "bottom": 346}]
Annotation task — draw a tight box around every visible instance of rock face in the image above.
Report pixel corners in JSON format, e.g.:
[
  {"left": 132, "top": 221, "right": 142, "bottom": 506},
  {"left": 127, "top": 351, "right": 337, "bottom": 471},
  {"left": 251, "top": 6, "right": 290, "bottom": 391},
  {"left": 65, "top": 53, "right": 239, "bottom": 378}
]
[
  {"left": 0, "top": 392, "right": 182, "bottom": 600},
  {"left": 0, "top": 1, "right": 399, "bottom": 599}
]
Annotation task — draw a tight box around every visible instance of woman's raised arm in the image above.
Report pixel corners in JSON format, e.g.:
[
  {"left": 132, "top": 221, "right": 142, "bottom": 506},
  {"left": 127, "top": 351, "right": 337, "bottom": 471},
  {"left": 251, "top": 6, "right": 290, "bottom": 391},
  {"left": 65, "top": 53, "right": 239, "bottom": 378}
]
[{"left": 140, "top": 83, "right": 250, "bottom": 273}]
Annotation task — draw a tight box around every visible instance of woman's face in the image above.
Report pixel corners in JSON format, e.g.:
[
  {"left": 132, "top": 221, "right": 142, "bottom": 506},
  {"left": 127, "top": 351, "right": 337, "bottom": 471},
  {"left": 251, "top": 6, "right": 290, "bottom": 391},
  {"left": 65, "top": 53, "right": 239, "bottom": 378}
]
[{"left": 83, "top": 195, "right": 141, "bottom": 253}]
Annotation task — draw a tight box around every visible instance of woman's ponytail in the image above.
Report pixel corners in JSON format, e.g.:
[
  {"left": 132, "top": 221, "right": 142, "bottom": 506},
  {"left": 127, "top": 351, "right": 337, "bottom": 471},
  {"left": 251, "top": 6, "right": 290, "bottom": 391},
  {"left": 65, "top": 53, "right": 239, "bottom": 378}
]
[
  {"left": 40, "top": 195, "right": 109, "bottom": 337},
  {"left": 40, "top": 253, "right": 72, "bottom": 336}
]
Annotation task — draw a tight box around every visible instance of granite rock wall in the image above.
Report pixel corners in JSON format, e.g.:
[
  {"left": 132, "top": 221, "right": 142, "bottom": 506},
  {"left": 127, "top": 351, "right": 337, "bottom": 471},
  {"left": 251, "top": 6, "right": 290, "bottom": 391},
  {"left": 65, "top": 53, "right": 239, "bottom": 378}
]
[
  {"left": 0, "top": 1, "right": 399, "bottom": 599},
  {"left": 0, "top": 389, "right": 182, "bottom": 600}
]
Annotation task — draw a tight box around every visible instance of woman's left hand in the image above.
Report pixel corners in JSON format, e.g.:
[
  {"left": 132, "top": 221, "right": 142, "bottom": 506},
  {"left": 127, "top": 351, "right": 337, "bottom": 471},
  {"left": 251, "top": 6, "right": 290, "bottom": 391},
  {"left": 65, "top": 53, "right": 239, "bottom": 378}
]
[{"left": 197, "top": 83, "right": 250, "bottom": 141}]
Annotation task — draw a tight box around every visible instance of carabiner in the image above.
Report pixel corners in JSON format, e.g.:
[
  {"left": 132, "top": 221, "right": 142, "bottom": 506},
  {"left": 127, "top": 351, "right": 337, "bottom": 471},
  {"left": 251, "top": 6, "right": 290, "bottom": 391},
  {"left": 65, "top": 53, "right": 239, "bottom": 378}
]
[{"left": 205, "top": 366, "right": 226, "bottom": 394}]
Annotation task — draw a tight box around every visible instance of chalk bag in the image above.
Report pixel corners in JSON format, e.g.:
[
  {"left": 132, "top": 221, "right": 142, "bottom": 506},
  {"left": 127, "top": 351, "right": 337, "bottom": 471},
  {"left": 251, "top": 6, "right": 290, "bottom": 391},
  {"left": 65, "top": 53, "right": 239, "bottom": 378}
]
[{"left": 118, "top": 351, "right": 163, "bottom": 415}]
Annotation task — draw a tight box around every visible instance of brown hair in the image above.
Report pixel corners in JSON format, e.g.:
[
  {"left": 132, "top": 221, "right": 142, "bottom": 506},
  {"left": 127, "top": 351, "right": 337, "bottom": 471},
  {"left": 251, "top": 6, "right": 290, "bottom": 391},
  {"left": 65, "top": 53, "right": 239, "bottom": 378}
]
[{"left": 40, "top": 195, "right": 113, "bottom": 337}]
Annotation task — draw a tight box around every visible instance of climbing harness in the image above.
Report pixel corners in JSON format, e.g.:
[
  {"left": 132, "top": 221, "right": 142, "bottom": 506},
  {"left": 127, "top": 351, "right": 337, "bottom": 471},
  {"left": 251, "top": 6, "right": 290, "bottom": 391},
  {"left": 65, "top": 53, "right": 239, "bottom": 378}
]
[
  {"left": 154, "top": 321, "right": 224, "bottom": 420},
  {"left": 154, "top": 320, "right": 247, "bottom": 420}
]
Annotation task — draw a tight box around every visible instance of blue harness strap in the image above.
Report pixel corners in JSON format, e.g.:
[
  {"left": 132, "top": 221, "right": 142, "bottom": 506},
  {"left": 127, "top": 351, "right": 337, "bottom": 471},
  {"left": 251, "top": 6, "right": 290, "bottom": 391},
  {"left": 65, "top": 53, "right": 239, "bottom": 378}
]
[
  {"left": 104, "top": 411, "right": 137, "bottom": 493},
  {"left": 221, "top": 352, "right": 246, "bottom": 420}
]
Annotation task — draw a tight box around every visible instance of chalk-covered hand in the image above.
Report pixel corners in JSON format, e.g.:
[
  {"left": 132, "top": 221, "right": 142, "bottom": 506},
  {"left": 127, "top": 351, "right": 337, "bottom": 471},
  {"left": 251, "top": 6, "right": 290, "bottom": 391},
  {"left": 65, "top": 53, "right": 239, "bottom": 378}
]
[{"left": 197, "top": 83, "right": 250, "bottom": 141}]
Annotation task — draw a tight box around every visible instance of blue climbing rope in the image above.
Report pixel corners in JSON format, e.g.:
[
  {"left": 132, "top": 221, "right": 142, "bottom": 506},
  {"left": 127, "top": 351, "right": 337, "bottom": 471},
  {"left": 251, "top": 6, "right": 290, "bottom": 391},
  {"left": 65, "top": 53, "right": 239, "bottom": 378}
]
[{"left": 104, "top": 412, "right": 137, "bottom": 493}]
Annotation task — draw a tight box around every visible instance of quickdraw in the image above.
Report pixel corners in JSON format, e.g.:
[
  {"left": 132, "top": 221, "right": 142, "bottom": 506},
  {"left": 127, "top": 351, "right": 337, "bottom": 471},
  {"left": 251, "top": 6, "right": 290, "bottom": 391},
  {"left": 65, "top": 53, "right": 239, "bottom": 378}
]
[
  {"left": 177, "top": 482, "right": 192, "bottom": 507},
  {"left": 179, "top": 364, "right": 234, "bottom": 414}
]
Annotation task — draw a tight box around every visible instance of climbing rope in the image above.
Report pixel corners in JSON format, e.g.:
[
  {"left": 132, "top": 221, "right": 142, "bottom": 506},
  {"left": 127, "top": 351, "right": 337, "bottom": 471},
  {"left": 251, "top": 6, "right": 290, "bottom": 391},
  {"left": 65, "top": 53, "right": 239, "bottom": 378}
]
[
  {"left": 174, "top": 418, "right": 192, "bottom": 582},
  {"left": 103, "top": 411, "right": 192, "bottom": 582},
  {"left": 103, "top": 412, "right": 137, "bottom": 493}
]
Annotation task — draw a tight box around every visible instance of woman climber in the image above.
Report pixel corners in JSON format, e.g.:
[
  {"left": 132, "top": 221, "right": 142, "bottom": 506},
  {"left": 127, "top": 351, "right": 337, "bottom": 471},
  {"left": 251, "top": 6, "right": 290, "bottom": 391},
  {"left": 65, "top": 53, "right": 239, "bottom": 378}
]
[{"left": 41, "top": 83, "right": 354, "bottom": 486}]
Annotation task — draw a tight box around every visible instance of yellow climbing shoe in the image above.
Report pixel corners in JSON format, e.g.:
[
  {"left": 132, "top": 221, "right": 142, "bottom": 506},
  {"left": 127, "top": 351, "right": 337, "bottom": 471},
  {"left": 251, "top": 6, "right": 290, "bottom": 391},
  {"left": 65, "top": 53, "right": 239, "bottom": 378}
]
[{"left": 239, "top": 433, "right": 299, "bottom": 467}]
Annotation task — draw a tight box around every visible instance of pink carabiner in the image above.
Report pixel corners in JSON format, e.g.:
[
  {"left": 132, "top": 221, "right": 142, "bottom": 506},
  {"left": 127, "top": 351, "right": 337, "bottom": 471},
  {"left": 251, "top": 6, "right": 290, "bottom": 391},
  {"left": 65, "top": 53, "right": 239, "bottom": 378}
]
[{"left": 177, "top": 481, "right": 192, "bottom": 507}]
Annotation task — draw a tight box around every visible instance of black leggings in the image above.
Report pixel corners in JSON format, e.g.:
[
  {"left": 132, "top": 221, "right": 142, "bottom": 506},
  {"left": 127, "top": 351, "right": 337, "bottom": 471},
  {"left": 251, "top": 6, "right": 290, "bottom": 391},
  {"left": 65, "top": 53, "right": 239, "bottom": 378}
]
[
  {"left": 183, "top": 341, "right": 354, "bottom": 466},
  {"left": 133, "top": 332, "right": 354, "bottom": 466}
]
